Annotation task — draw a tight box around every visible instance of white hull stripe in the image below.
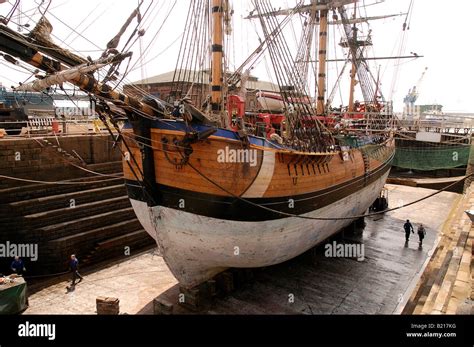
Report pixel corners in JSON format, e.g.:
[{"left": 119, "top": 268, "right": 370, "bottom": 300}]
[{"left": 242, "top": 150, "right": 275, "bottom": 198}]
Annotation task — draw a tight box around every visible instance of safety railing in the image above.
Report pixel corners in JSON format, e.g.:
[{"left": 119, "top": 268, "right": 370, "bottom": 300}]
[
  {"left": 395, "top": 118, "right": 474, "bottom": 136},
  {"left": 0, "top": 118, "right": 120, "bottom": 138}
]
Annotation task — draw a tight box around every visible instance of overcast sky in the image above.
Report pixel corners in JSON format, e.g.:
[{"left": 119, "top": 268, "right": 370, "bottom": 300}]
[{"left": 0, "top": 0, "right": 473, "bottom": 113}]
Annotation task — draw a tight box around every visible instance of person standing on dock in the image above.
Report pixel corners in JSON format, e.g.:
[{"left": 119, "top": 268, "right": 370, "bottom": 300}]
[
  {"left": 69, "top": 254, "right": 83, "bottom": 286},
  {"left": 403, "top": 220, "right": 414, "bottom": 242},
  {"left": 417, "top": 224, "right": 426, "bottom": 247}
]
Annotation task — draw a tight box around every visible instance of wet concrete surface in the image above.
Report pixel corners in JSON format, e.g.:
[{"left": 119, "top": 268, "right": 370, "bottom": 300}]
[
  {"left": 24, "top": 184, "right": 458, "bottom": 314},
  {"left": 24, "top": 250, "right": 177, "bottom": 315}
]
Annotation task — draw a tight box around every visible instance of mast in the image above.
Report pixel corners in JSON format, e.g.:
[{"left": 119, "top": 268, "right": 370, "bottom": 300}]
[
  {"left": 316, "top": 3, "right": 328, "bottom": 115},
  {"left": 210, "top": 0, "right": 224, "bottom": 120},
  {"left": 348, "top": 1, "right": 357, "bottom": 113}
]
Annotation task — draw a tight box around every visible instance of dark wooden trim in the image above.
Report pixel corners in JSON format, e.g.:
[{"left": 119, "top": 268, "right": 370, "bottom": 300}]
[{"left": 125, "top": 153, "right": 393, "bottom": 221}]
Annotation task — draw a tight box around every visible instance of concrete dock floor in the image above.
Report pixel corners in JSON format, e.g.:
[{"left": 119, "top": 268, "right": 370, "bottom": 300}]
[
  {"left": 403, "top": 182, "right": 473, "bottom": 314},
  {"left": 24, "top": 184, "right": 458, "bottom": 315}
]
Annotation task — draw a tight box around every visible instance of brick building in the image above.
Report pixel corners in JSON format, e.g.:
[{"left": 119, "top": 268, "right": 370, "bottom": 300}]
[{"left": 123, "top": 69, "right": 280, "bottom": 111}]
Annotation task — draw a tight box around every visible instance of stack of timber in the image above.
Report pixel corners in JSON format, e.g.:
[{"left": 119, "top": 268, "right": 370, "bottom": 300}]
[
  {"left": 402, "top": 184, "right": 474, "bottom": 314},
  {"left": 96, "top": 296, "right": 120, "bottom": 315}
]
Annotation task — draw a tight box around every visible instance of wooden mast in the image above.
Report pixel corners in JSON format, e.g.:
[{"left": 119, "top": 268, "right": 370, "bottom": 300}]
[
  {"left": 348, "top": 1, "right": 358, "bottom": 113},
  {"left": 310, "top": 0, "right": 318, "bottom": 107},
  {"left": 210, "top": 0, "right": 224, "bottom": 121},
  {"left": 316, "top": 4, "right": 328, "bottom": 115}
]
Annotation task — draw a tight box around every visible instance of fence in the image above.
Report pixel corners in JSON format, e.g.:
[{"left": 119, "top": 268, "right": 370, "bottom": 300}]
[{"left": 0, "top": 117, "right": 120, "bottom": 138}]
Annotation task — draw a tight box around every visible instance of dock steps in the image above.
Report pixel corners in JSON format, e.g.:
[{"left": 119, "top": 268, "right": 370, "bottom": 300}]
[
  {"left": 402, "top": 185, "right": 474, "bottom": 314},
  {"left": 7, "top": 184, "right": 126, "bottom": 215},
  {"left": 38, "top": 207, "right": 137, "bottom": 240},
  {"left": 81, "top": 229, "right": 153, "bottom": 266},
  {"left": 51, "top": 219, "right": 142, "bottom": 245},
  {"left": 0, "top": 163, "right": 154, "bottom": 277},
  {"left": 0, "top": 176, "right": 124, "bottom": 204},
  {"left": 23, "top": 195, "right": 131, "bottom": 229}
]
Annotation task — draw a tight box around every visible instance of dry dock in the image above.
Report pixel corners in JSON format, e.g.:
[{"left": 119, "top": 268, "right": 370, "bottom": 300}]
[
  {"left": 402, "top": 184, "right": 474, "bottom": 314},
  {"left": 24, "top": 184, "right": 458, "bottom": 315},
  {"left": 0, "top": 135, "right": 155, "bottom": 275}
]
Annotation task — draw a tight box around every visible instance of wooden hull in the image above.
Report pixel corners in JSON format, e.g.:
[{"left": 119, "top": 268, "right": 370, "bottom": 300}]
[
  {"left": 129, "top": 170, "right": 389, "bottom": 287},
  {"left": 122, "top": 120, "right": 395, "bottom": 287}
]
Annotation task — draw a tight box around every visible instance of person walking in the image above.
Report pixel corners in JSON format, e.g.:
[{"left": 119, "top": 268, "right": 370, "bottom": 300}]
[
  {"left": 417, "top": 224, "right": 426, "bottom": 247},
  {"left": 403, "top": 219, "right": 414, "bottom": 242},
  {"left": 69, "top": 254, "right": 83, "bottom": 286},
  {"left": 10, "top": 256, "right": 26, "bottom": 276}
]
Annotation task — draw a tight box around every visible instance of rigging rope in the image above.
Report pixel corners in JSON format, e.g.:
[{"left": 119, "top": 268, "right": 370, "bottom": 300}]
[
  {"left": 389, "top": 0, "right": 415, "bottom": 99},
  {"left": 0, "top": 2, "right": 185, "bottom": 123},
  {"left": 169, "top": 0, "right": 208, "bottom": 106},
  {"left": 182, "top": 151, "right": 472, "bottom": 221},
  {"left": 0, "top": 175, "right": 120, "bottom": 185},
  {"left": 36, "top": 0, "right": 52, "bottom": 18},
  {"left": 253, "top": 0, "right": 335, "bottom": 152},
  {"left": 116, "top": 128, "right": 464, "bottom": 222},
  {"left": 1, "top": 0, "right": 20, "bottom": 26},
  {"left": 62, "top": 2, "right": 102, "bottom": 45}
]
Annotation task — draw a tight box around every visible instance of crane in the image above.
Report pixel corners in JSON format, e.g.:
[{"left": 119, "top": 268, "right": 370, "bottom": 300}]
[{"left": 404, "top": 67, "right": 428, "bottom": 108}]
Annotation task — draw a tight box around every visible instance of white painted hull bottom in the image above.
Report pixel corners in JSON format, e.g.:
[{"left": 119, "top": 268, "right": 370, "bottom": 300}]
[{"left": 130, "top": 171, "right": 389, "bottom": 288}]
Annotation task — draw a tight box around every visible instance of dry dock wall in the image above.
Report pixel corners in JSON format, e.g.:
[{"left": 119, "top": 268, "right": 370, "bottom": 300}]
[
  {"left": 0, "top": 135, "right": 121, "bottom": 190},
  {"left": 0, "top": 135, "right": 154, "bottom": 277}
]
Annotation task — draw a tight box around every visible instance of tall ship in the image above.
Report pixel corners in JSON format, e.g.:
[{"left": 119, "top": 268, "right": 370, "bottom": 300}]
[{"left": 0, "top": 0, "right": 397, "bottom": 288}]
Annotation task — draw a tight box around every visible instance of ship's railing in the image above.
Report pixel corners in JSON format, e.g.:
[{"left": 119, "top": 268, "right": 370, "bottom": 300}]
[
  {"left": 395, "top": 118, "right": 474, "bottom": 136},
  {"left": 343, "top": 114, "right": 395, "bottom": 135},
  {"left": 328, "top": 101, "right": 396, "bottom": 135},
  {"left": 0, "top": 117, "right": 121, "bottom": 138}
]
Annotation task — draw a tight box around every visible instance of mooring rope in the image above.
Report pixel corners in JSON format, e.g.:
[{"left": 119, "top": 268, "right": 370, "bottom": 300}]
[
  {"left": 119, "top": 130, "right": 471, "bottom": 221},
  {"left": 183, "top": 154, "right": 473, "bottom": 221}
]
